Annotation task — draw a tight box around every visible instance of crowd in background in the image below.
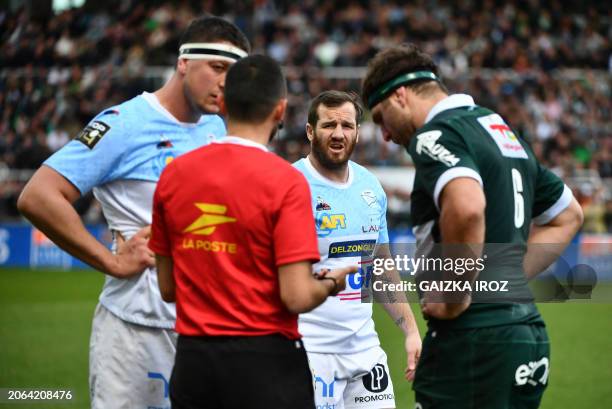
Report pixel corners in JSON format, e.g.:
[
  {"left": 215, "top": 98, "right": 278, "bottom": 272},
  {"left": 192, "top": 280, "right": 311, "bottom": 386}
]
[{"left": 0, "top": 0, "right": 610, "bottom": 231}]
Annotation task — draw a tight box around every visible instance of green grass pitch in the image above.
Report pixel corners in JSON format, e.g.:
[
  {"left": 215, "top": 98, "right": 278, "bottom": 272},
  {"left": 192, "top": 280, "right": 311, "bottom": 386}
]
[{"left": 1, "top": 268, "right": 611, "bottom": 408}]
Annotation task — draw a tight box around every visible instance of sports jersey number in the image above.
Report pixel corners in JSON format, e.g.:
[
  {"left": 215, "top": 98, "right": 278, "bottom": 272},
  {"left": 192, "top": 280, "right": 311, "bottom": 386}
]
[{"left": 511, "top": 168, "right": 524, "bottom": 228}]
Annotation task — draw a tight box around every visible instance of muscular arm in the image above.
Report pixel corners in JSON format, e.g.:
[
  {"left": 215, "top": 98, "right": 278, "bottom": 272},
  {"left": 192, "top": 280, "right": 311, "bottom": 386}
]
[
  {"left": 421, "top": 177, "right": 486, "bottom": 320},
  {"left": 278, "top": 261, "right": 357, "bottom": 314},
  {"left": 374, "top": 244, "right": 422, "bottom": 380},
  {"left": 17, "top": 166, "right": 154, "bottom": 277},
  {"left": 524, "top": 197, "right": 583, "bottom": 279}
]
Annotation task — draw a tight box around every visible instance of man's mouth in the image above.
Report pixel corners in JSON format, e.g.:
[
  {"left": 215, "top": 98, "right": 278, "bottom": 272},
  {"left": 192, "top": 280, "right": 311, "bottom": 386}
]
[{"left": 329, "top": 143, "right": 345, "bottom": 153}]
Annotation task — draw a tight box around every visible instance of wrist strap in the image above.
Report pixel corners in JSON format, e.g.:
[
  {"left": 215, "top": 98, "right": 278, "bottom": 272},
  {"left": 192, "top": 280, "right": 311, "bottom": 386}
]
[{"left": 319, "top": 276, "right": 339, "bottom": 295}]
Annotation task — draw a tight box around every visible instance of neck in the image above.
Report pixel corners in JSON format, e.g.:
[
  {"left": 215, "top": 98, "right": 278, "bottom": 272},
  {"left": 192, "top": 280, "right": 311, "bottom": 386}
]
[
  {"left": 154, "top": 73, "right": 200, "bottom": 123},
  {"left": 307, "top": 154, "right": 349, "bottom": 184},
  {"left": 413, "top": 91, "right": 448, "bottom": 128},
  {"left": 226, "top": 121, "right": 275, "bottom": 147}
]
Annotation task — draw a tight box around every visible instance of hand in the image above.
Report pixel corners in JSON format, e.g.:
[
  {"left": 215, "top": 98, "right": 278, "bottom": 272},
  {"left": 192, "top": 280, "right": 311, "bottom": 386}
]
[
  {"left": 110, "top": 226, "right": 155, "bottom": 278},
  {"left": 404, "top": 330, "right": 422, "bottom": 381},
  {"left": 320, "top": 265, "right": 358, "bottom": 295}
]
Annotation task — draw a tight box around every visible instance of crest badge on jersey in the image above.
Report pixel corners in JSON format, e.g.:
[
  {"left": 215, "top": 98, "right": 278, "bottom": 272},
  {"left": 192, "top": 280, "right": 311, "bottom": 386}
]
[
  {"left": 361, "top": 190, "right": 377, "bottom": 207},
  {"left": 316, "top": 196, "right": 331, "bottom": 211},
  {"left": 477, "top": 114, "right": 528, "bottom": 159}
]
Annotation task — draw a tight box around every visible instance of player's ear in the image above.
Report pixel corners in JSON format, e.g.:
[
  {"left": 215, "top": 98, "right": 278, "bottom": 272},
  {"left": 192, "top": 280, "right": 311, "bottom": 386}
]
[
  {"left": 273, "top": 98, "right": 287, "bottom": 123},
  {"left": 177, "top": 57, "right": 188, "bottom": 76},
  {"left": 392, "top": 86, "right": 407, "bottom": 108},
  {"left": 306, "top": 122, "right": 314, "bottom": 142},
  {"left": 355, "top": 123, "right": 360, "bottom": 144}
]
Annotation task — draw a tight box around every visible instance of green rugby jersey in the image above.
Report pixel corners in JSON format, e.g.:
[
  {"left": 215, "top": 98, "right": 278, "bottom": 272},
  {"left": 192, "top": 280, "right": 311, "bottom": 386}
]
[{"left": 408, "top": 94, "right": 572, "bottom": 329}]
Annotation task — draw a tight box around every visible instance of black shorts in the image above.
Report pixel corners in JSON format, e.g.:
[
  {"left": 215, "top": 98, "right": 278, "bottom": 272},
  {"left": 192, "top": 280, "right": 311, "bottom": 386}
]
[
  {"left": 413, "top": 323, "right": 550, "bottom": 409},
  {"left": 170, "top": 334, "right": 315, "bottom": 409}
]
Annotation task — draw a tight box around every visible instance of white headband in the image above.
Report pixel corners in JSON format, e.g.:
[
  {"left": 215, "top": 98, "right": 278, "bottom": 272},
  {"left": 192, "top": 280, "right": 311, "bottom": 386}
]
[{"left": 179, "top": 42, "right": 248, "bottom": 63}]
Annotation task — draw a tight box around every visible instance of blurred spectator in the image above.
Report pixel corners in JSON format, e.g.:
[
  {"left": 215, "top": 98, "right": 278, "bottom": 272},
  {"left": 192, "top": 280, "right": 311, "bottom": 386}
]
[{"left": 0, "top": 1, "right": 610, "bottom": 230}]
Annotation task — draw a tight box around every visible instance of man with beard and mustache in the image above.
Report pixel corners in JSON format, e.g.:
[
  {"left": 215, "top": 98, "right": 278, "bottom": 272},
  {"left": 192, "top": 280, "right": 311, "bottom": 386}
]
[{"left": 294, "top": 90, "right": 422, "bottom": 409}]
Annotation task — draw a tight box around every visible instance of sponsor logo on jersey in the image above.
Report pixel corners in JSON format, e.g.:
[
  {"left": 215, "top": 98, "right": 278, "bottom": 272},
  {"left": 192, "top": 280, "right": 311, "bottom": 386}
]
[
  {"left": 181, "top": 203, "right": 237, "bottom": 254},
  {"left": 362, "top": 214, "right": 381, "bottom": 234},
  {"left": 515, "top": 357, "right": 549, "bottom": 386},
  {"left": 75, "top": 120, "right": 110, "bottom": 149},
  {"left": 361, "top": 190, "right": 377, "bottom": 207},
  {"left": 157, "top": 137, "right": 174, "bottom": 149},
  {"left": 316, "top": 213, "right": 346, "bottom": 237},
  {"left": 477, "top": 113, "right": 528, "bottom": 159},
  {"left": 328, "top": 239, "right": 376, "bottom": 258},
  {"left": 316, "top": 196, "right": 331, "bottom": 211},
  {"left": 183, "top": 203, "right": 236, "bottom": 235},
  {"left": 415, "top": 130, "right": 460, "bottom": 167}
]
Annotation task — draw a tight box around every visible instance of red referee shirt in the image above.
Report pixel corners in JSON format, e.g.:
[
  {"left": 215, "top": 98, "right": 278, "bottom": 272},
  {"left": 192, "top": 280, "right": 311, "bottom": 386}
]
[{"left": 149, "top": 137, "right": 320, "bottom": 339}]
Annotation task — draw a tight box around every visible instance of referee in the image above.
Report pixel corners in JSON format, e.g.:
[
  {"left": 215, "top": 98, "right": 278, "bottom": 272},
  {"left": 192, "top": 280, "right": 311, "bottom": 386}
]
[{"left": 148, "top": 55, "right": 356, "bottom": 409}]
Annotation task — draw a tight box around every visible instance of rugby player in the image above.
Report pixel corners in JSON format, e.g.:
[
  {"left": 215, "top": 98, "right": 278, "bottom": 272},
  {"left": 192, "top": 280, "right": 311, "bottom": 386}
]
[
  {"left": 362, "top": 44, "right": 583, "bottom": 409},
  {"left": 18, "top": 16, "right": 250, "bottom": 408},
  {"left": 295, "top": 90, "right": 422, "bottom": 409}
]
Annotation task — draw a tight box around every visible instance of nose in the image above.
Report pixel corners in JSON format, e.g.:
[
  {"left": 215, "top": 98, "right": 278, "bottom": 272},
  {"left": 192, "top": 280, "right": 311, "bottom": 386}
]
[{"left": 331, "top": 124, "right": 344, "bottom": 139}]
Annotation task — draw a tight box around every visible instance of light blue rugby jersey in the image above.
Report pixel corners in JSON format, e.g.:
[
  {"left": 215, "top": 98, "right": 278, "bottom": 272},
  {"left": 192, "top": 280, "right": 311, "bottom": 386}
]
[
  {"left": 44, "top": 92, "right": 226, "bottom": 328},
  {"left": 294, "top": 157, "right": 389, "bottom": 353}
]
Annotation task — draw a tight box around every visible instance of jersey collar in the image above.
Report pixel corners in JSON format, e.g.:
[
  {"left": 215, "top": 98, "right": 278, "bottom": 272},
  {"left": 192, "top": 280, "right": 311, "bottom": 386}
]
[
  {"left": 211, "top": 136, "right": 269, "bottom": 152},
  {"left": 303, "top": 156, "right": 354, "bottom": 189},
  {"left": 142, "top": 91, "right": 205, "bottom": 127},
  {"left": 424, "top": 94, "right": 476, "bottom": 124}
]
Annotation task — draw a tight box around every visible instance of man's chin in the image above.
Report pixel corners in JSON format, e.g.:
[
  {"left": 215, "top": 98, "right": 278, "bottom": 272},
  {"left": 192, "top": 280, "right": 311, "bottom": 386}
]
[{"left": 200, "top": 104, "right": 220, "bottom": 115}]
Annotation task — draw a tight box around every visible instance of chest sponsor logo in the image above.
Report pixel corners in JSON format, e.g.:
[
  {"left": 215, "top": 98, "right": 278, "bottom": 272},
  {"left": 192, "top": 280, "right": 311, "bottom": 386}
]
[
  {"left": 328, "top": 239, "right": 376, "bottom": 258},
  {"left": 415, "top": 130, "right": 460, "bottom": 167},
  {"left": 362, "top": 214, "right": 381, "bottom": 234},
  {"left": 316, "top": 213, "right": 346, "bottom": 237},
  {"left": 75, "top": 120, "right": 110, "bottom": 149},
  {"left": 477, "top": 113, "right": 528, "bottom": 159}
]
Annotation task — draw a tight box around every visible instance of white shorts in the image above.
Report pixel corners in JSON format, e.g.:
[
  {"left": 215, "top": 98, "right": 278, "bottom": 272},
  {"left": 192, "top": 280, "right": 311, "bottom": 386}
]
[
  {"left": 89, "top": 303, "right": 177, "bottom": 409},
  {"left": 308, "top": 346, "right": 396, "bottom": 409}
]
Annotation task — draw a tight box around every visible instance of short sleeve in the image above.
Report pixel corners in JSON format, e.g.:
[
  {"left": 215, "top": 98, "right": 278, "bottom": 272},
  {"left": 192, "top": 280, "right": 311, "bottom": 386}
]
[
  {"left": 149, "top": 168, "right": 172, "bottom": 256},
  {"left": 377, "top": 189, "right": 390, "bottom": 245},
  {"left": 44, "top": 113, "right": 127, "bottom": 195},
  {"left": 274, "top": 172, "right": 321, "bottom": 266},
  {"left": 409, "top": 126, "right": 483, "bottom": 209},
  {"left": 532, "top": 163, "right": 572, "bottom": 225}
]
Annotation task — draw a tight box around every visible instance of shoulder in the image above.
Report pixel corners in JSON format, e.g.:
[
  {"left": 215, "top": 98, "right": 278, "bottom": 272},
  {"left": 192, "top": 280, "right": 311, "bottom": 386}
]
[
  {"left": 198, "top": 114, "right": 226, "bottom": 136},
  {"left": 292, "top": 157, "right": 308, "bottom": 174},
  {"left": 350, "top": 161, "right": 384, "bottom": 191}
]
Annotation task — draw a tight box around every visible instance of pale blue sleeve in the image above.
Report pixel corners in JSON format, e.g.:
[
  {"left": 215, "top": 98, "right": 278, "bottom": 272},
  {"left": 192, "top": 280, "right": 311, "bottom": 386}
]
[
  {"left": 377, "top": 189, "right": 390, "bottom": 245},
  {"left": 44, "top": 113, "right": 127, "bottom": 195}
]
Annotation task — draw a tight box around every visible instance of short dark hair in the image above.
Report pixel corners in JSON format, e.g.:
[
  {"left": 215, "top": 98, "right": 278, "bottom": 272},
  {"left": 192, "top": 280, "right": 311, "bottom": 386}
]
[
  {"left": 307, "top": 91, "right": 364, "bottom": 128},
  {"left": 179, "top": 16, "right": 251, "bottom": 54},
  {"left": 362, "top": 43, "right": 447, "bottom": 109},
  {"left": 224, "top": 55, "right": 287, "bottom": 123}
]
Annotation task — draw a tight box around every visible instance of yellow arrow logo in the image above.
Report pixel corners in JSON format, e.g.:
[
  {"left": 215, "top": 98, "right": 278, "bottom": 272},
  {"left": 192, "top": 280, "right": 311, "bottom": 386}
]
[{"left": 183, "top": 203, "right": 236, "bottom": 235}]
